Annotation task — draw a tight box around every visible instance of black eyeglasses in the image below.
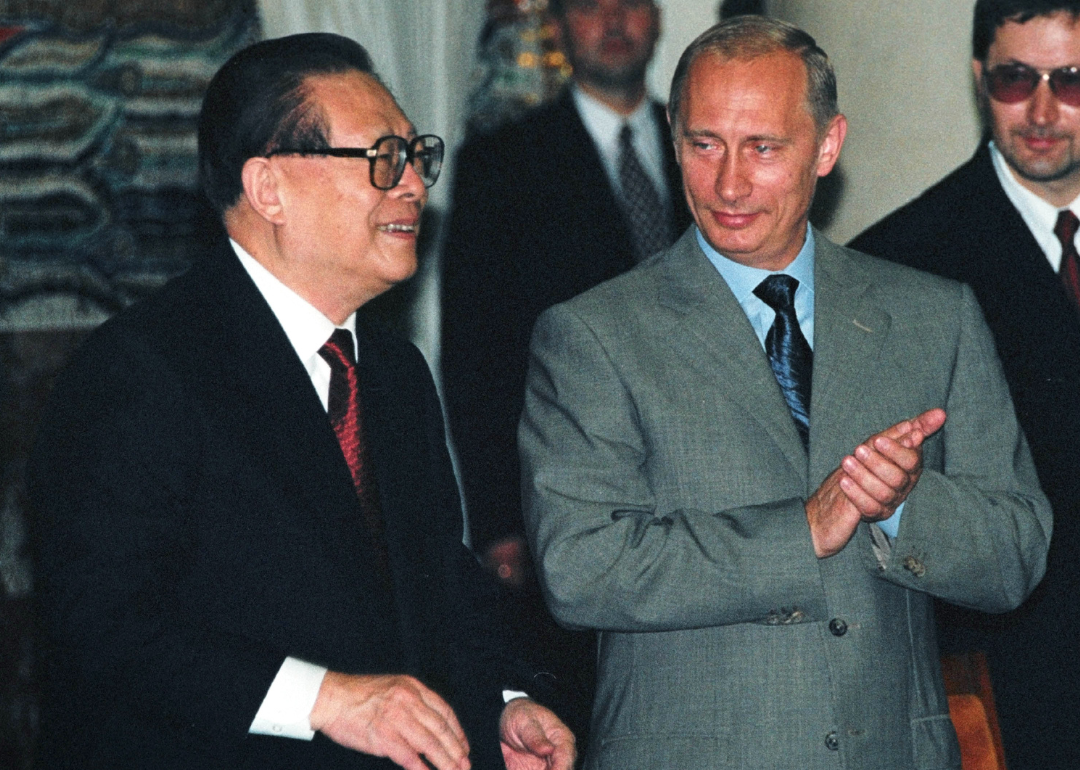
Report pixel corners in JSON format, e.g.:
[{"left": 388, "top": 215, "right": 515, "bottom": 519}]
[
  {"left": 984, "top": 62, "right": 1080, "bottom": 107},
  {"left": 267, "top": 134, "right": 445, "bottom": 190}
]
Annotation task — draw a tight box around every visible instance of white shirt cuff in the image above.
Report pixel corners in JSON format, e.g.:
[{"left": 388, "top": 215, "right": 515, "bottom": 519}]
[
  {"left": 502, "top": 690, "right": 529, "bottom": 703},
  {"left": 249, "top": 657, "right": 327, "bottom": 740}
]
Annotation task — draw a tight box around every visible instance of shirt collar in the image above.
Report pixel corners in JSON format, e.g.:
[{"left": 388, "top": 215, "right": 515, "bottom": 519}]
[
  {"left": 990, "top": 140, "right": 1080, "bottom": 270},
  {"left": 571, "top": 84, "right": 655, "bottom": 145},
  {"left": 230, "top": 239, "right": 356, "bottom": 362},
  {"left": 695, "top": 224, "right": 816, "bottom": 303}
]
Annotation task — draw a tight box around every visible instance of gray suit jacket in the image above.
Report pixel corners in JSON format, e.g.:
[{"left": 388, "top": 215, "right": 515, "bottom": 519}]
[{"left": 519, "top": 229, "right": 1050, "bottom": 770}]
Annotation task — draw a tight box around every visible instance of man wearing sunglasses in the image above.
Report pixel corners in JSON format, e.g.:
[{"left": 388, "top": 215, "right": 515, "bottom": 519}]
[
  {"left": 852, "top": 2, "right": 1080, "bottom": 768},
  {"left": 28, "top": 33, "right": 575, "bottom": 770}
]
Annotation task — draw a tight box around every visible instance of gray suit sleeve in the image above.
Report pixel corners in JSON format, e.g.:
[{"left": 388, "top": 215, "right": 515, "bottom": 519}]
[
  {"left": 864, "top": 283, "right": 1052, "bottom": 611},
  {"left": 520, "top": 305, "right": 830, "bottom": 633}
]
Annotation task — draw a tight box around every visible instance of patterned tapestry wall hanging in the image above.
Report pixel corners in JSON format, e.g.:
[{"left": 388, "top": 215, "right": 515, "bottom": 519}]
[{"left": 0, "top": 0, "right": 259, "bottom": 332}]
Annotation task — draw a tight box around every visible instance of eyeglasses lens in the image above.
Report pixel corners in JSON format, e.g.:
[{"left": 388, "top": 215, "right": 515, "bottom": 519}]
[
  {"left": 1052, "top": 69, "right": 1080, "bottom": 106},
  {"left": 410, "top": 135, "right": 444, "bottom": 189},
  {"left": 371, "top": 136, "right": 408, "bottom": 190},
  {"left": 987, "top": 64, "right": 1080, "bottom": 107}
]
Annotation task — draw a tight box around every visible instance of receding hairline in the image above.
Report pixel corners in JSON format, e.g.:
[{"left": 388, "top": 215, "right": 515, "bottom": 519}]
[{"left": 672, "top": 49, "right": 820, "bottom": 133}]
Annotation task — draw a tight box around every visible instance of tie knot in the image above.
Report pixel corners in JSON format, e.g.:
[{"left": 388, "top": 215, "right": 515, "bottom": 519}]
[
  {"left": 619, "top": 123, "right": 634, "bottom": 149},
  {"left": 753, "top": 274, "right": 799, "bottom": 311},
  {"left": 319, "top": 328, "right": 356, "bottom": 370},
  {"left": 1055, "top": 209, "right": 1080, "bottom": 246}
]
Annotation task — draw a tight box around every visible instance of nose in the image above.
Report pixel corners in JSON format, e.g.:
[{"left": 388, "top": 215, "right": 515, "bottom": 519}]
[
  {"left": 393, "top": 158, "right": 426, "bottom": 200},
  {"left": 1028, "top": 75, "right": 1060, "bottom": 126},
  {"left": 716, "top": 151, "right": 751, "bottom": 203}
]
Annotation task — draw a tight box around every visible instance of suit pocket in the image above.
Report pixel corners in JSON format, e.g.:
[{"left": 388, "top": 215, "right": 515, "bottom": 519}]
[{"left": 594, "top": 735, "right": 729, "bottom": 770}]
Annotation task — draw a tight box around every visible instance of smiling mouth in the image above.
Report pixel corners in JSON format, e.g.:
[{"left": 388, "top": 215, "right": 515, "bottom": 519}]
[
  {"left": 377, "top": 223, "right": 417, "bottom": 233},
  {"left": 712, "top": 211, "right": 760, "bottom": 228}
]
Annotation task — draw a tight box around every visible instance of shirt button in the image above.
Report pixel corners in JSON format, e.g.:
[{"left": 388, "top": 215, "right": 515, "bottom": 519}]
[
  {"left": 825, "top": 731, "right": 839, "bottom": 751},
  {"left": 828, "top": 618, "right": 848, "bottom": 637}
]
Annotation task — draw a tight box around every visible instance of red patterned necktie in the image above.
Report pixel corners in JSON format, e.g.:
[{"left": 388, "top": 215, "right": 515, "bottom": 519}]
[
  {"left": 319, "top": 329, "right": 391, "bottom": 580},
  {"left": 1054, "top": 209, "right": 1080, "bottom": 313}
]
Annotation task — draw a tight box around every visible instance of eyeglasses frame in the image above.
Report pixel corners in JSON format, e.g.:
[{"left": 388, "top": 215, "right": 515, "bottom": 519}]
[{"left": 266, "top": 134, "right": 445, "bottom": 190}]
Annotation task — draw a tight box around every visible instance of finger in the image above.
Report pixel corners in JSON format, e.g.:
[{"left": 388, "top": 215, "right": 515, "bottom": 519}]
[
  {"left": 912, "top": 407, "right": 946, "bottom": 437},
  {"left": 514, "top": 716, "right": 556, "bottom": 757},
  {"left": 550, "top": 740, "right": 577, "bottom": 770},
  {"left": 388, "top": 721, "right": 468, "bottom": 770},
  {"left": 402, "top": 704, "right": 470, "bottom": 770},
  {"left": 415, "top": 686, "right": 469, "bottom": 751},
  {"left": 839, "top": 473, "right": 889, "bottom": 518},
  {"left": 876, "top": 417, "right": 915, "bottom": 442},
  {"left": 844, "top": 451, "right": 907, "bottom": 503},
  {"left": 867, "top": 435, "right": 921, "bottom": 474}
]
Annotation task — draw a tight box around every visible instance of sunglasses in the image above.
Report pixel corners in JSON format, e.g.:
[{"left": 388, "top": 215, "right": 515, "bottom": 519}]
[{"left": 984, "top": 63, "right": 1080, "bottom": 107}]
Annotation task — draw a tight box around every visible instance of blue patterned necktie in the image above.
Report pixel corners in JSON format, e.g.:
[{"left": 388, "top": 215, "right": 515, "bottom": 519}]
[{"left": 753, "top": 275, "right": 813, "bottom": 449}]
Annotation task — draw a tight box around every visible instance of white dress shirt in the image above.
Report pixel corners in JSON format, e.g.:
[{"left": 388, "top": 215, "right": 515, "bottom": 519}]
[
  {"left": 990, "top": 140, "right": 1080, "bottom": 272},
  {"left": 571, "top": 85, "right": 670, "bottom": 206}
]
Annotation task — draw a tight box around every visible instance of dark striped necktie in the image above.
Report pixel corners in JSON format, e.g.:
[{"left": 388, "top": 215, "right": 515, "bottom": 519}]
[
  {"left": 618, "top": 123, "right": 673, "bottom": 261},
  {"left": 753, "top": 275, "right": 813, "bottom": 449}
]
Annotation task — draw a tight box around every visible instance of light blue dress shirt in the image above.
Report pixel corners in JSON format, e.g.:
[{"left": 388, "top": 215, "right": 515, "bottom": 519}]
[{"left": 695, "top": 225, "right": 902, "bottom": 538}]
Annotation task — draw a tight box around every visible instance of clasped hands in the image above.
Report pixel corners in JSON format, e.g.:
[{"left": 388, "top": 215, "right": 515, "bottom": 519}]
[
  {"left": 806, "top": 408, "right": 946, "bottom": 558},
  {"left": 309, "top": 671, "right": 575, "bottom": 770}
]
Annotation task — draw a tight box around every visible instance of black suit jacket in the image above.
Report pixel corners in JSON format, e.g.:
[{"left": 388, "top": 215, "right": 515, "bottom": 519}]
[
  {"left": 441, "top": 88, "right": 691, "bottom": 549},
  {"left": 28, "top": 246, "right": 524, "bottom": 770},
  {"left": 851, "top": 142, "right": 1080, "bottom": 770}
]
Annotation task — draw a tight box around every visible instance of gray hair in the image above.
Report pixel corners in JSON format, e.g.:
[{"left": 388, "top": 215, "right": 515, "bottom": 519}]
[{"left": 668, "top": 16, "right": 838, "bottom": 135}]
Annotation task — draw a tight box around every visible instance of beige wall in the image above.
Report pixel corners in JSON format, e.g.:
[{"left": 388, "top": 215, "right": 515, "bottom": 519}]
[{"left": 650, "top": 0, "right": 984, "bottom": 244}]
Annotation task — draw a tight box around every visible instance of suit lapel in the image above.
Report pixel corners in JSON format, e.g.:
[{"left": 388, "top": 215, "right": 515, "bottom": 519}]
[
  {"left": 656, "top": 231, "right": 808, "bottom": 478},
  {"left": 809, "top": 235, "right": 892, "bottom": 478},
  {"left": 203, "top": 252, "right": 368, "bottom": 540}
]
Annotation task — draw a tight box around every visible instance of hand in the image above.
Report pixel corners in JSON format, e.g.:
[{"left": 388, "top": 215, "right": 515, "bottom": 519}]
[
  {"left": 839, "top": 408, "right": 946, "bottom": 522},
  {"left": 806, "top": 409, "right": 946, "bottom": 558},
  {"left": 309, "top": 671, "right": 471, "bottom": 770},
  {"left": 500, "top": 698, "right": 576, "bottom": 770}
]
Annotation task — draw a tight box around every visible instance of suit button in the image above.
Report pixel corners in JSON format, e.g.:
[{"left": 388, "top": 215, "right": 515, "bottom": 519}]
[
  {"left": 825, "top": 731, "right": 839, "bottom": 751},
  {"left": 828, "top": 618, "right": 848, "bottom": 636}
]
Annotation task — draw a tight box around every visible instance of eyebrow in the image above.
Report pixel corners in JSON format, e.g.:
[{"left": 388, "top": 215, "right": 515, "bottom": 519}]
[{"left": 682, "top": 128, "right": 791, "bottom": 144}]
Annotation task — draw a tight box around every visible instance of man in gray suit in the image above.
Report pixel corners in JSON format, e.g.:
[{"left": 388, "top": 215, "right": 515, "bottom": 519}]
[{"left": 519, "top": 16, "right": 1051, "bottom": 770}]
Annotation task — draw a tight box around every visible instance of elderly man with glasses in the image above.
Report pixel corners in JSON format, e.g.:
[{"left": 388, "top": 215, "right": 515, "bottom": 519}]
[
  {"left": 853, "top": 3, "right": 1080, "bottom": 768},
  {"left": 28, "top": 33, "right": 575, "bottom": 770}
]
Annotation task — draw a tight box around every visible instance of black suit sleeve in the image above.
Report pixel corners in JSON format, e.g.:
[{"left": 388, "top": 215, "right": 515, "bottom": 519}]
[{"left": 28, "top": 328, "right": 283, "bottom": 744}]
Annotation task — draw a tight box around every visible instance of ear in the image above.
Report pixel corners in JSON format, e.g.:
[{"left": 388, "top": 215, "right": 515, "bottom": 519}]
[
  {"left": 667, "top": 108, "right": 680, "bottom": 160},
  {"left": 815, "top": 113, "right": 847, "bottom": 178},
  {"left": 240, "top": 156, "right": 287, "bottom": 226},
  {"left": 972, "top": 58, "right": 986, "bottom": 96}
]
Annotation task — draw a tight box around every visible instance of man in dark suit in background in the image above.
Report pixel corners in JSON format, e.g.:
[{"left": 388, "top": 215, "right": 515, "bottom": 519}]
[
  {"left": 851, "top": 2, "right": 1080, "bottom": 767},
  {"left": 441, "top": 0, "right": 691, "bottom": 580},
  {"left": 28, "top": 33, "right": 574, "bottom": 770}
]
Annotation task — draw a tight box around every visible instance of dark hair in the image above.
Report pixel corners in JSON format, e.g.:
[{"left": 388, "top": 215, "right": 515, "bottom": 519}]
[
  {"left": 973, "top": 0, "right": 1080, "bottom": 60},
  {"left": 668, "top": 16, "right": 837, "bottom": 135},
  {"left": 198, "top": 33, "right": 376, "bottom": 215}
]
